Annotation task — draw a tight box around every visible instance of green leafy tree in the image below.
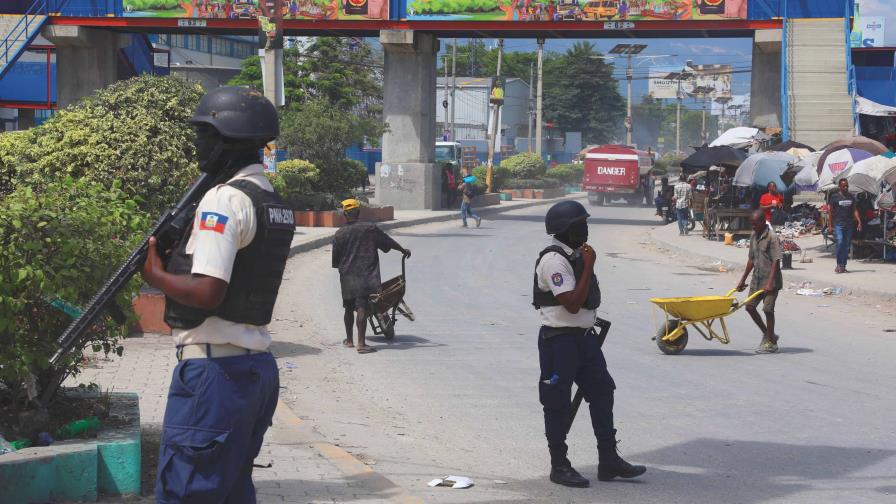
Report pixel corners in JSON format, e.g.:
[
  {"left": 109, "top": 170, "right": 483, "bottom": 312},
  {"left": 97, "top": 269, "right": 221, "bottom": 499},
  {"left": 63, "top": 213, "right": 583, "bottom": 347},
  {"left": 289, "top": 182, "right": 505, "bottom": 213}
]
[{"left": 542, "top": 42, "right": 624, "bottom": 145}]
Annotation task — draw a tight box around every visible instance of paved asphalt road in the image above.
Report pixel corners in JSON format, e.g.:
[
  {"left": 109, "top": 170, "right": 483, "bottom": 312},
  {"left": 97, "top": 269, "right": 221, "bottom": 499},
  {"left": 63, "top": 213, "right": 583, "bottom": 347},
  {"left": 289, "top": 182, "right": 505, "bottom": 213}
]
[{"left": 269, "top": 203, "right": 896, "bottom": 504}]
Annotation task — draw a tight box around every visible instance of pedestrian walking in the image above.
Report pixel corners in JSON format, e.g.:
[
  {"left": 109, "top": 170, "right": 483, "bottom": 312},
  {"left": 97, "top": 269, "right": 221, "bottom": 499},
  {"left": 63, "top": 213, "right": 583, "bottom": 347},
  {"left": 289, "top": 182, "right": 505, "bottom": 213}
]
[
  {"left": 533, "top": 200, "right": 646, "bottom": 488},
  {"left": 673, "top": 173, "right": 692, "bottom": 235},
  {"left": 331, "top": 199, "right": 411, "bottom": 354},
  {"left": 736, "top": 210, "right": 784, "bottom": 354},
  {"left": 141, "top": 87, "right": 293, "bottom": 503},
  {"left": 827, "top": 178, "right": 862, "bottom": 273},
  {"left": 442, "top": 164, "right": 457, "bottom": 209},
  {"left": 457, "top": 167, "right": 482, "bottom": 228}
]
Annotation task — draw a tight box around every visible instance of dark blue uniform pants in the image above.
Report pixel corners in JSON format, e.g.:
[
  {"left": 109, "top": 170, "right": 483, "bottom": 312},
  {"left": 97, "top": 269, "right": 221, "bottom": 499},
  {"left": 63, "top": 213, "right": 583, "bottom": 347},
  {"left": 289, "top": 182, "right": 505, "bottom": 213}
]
[
  {"left": 156, "top": 352, "right": 280, "bottom": 504},
  {"left": 538, "top": 328, "right": 616, "bottom": 466}
]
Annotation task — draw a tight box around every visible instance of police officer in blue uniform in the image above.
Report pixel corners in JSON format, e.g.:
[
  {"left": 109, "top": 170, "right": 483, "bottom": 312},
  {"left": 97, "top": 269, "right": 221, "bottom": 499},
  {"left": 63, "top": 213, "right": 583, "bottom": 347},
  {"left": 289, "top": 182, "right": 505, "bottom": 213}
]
[
  {"left": 142, "top": 87, "right": 294, "bottom": 503},
  {"left": 534, "top": 200, "right": 646, "bottom": 487}
]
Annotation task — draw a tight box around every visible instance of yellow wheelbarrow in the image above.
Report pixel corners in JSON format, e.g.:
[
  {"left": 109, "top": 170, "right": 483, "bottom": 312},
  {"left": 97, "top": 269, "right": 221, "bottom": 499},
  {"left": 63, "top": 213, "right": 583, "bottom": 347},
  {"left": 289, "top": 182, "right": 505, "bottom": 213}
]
[{"left": 650, "top": 288, "right": 765, "bottom": 355}]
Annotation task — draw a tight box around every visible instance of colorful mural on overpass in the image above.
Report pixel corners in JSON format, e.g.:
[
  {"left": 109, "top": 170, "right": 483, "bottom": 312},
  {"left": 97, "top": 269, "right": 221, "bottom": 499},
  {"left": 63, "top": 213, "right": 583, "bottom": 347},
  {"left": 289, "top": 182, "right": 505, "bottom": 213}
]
[
  {"left": 122, "top": 0, "right": 389, "bottom": 21},
  {"left": 406, "top": 0, "right": 748, "bottom": 22}
]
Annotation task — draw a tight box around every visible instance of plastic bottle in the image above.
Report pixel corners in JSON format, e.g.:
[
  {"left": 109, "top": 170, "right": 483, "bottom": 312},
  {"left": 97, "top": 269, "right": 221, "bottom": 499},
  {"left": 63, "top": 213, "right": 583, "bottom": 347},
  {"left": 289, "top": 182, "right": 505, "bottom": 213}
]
[
  {"left": 0, "top": 437, "right": 14, "bottom": 455},
  {"left": 55, "top": 416, "right": 101, "bottom": 440}
]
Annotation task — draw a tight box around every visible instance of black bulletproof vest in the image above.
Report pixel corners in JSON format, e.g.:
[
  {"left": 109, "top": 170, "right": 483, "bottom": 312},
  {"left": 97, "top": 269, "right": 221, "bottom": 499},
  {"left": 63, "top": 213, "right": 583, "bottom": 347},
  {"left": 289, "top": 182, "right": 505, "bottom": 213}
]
[
  {"left": 532, "top": 245, "right": 601, "bottom": 310},
  {"left": 164, "top": 179, "right": 295, "bottom": 329}
]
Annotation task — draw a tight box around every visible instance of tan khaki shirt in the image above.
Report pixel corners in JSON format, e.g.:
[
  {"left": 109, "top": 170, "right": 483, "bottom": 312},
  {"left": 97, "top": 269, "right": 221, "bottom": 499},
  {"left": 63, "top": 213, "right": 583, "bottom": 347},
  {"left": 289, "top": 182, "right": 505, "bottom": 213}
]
[{"left": 748, "top": 226, "right": 783, "bottom": 291}]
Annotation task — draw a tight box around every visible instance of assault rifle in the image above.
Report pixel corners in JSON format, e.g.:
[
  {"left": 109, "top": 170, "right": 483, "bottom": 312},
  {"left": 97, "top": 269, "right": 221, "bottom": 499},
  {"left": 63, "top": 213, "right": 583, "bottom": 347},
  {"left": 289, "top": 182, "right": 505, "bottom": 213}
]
[
  {"left": 50, "top": 171, "right": 222, "bottom": 367},
  {"left": 566, "top": 317, "right": 612, "bottom": 434}
]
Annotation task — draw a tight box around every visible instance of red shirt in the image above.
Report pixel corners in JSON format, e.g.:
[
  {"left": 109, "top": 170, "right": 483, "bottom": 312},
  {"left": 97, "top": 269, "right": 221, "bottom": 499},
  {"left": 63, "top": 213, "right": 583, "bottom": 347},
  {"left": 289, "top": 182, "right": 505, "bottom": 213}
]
[{"left": 760, "top": 192, "right": 784, "bottom": 222}]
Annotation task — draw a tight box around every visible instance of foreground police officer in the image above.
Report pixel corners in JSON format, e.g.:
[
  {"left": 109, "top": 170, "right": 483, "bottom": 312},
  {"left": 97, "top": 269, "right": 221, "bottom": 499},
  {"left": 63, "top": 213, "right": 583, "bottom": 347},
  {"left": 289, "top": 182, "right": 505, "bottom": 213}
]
[
  {"left": 534, "top": 200, "right": 646, "bottom": 487},
  {"left": 142, "top": 87, "right": 295, "bottom": 503}
]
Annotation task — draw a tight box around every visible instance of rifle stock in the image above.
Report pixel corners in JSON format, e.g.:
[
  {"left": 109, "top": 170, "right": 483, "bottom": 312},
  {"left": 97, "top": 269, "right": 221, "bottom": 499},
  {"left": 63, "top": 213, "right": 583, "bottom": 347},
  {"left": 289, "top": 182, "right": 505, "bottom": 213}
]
[{"left": 50, "top": 172, "right": 219, "bottom": 365}]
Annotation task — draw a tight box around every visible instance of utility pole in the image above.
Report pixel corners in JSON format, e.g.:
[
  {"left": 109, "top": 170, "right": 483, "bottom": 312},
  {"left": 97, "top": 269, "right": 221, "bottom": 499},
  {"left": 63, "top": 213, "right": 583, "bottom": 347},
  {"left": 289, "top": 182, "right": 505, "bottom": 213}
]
[
  {"left": 535, "top": 38, "right": 544, "bottom": 157},
  {"left": 527, "top": 61, "right": 534, "bottom": 152},
  {"left": 626, "top": 52, "right": 633, "bottom": 146},
  {"left": 450, "top": 39, "right": 457, "bottom": 142},
  {"left": 485, "top": 38, "right": 504, "bottom": 193},
  {"left": 443, "top": 54, "right": 449, "bottom": 140}
]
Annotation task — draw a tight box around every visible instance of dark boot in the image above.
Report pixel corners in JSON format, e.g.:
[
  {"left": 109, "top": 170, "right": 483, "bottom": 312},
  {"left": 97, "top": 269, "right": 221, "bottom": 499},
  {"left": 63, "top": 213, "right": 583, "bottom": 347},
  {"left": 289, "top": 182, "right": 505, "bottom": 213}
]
[
  {"left": 550, "top": 465, "right": 590, "bottom": 488},
  {"left": 597, "top": 438, "right": 646, "bottom": 481}
]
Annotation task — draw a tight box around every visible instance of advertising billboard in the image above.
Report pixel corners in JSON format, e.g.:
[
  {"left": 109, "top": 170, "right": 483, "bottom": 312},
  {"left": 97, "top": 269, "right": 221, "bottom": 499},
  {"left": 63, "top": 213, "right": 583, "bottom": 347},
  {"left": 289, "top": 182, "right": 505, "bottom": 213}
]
[
  {"left": 407, "top": 0, "right": 747, "bottom": 22},
  {"left": 649, "top": 63, "right": 732, "bottom": 101},
  {"left": 123, "top": 0, "right": 388, "bottom": 20}
]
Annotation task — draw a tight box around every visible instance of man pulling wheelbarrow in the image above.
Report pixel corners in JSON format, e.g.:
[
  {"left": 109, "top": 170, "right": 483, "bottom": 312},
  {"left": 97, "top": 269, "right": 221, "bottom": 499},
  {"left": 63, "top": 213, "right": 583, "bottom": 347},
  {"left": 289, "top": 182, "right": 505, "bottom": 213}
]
[
  {"left": 736, "top": 210, "right": 784, "bottom": 354},
  {"left": 332, "top": 199, "right": 411, "bottom": 354}
]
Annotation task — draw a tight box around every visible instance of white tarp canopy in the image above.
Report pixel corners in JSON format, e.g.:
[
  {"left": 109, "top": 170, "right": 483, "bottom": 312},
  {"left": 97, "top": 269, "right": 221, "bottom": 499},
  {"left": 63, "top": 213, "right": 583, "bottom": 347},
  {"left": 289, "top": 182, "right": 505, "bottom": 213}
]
[
  {"left": 793, "top": 151, "right": 822, "bottom": 188},
  {"left": 856, "top": 95, "right": 896, "bottom": 117},
  {"left": 710, "top": 127, "right": 760, "bottom": 149},
  {"left": 838, "top": 155, "right": 896, "bottom": 195}
]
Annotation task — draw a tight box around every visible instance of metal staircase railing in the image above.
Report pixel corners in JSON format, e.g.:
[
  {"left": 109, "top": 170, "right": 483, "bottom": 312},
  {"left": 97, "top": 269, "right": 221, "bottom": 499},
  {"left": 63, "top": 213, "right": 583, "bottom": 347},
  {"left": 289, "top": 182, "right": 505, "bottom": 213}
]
[{"left": 0, "top": 0, "right": 49, "bottom": 80}]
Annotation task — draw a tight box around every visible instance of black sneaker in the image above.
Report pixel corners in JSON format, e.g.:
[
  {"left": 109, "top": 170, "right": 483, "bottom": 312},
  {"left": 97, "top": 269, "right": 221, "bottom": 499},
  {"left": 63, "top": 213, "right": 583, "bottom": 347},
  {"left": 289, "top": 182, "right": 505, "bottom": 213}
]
[{"left": 550, "top": 465, "right": 590, "bottom": 488}]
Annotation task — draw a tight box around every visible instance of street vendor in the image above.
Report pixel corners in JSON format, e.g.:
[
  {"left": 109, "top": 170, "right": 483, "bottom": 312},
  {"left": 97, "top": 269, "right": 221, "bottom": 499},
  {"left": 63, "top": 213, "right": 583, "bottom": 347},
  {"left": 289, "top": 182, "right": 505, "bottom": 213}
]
[
  {"left": 331, "top": 199, "right": 411, "bottom": 354},
  {"left": 759, "top": 181, "right": 784, "bottom": 224},
  {"left": 736, "top": 210, "right": 783, "bottom": 354}
]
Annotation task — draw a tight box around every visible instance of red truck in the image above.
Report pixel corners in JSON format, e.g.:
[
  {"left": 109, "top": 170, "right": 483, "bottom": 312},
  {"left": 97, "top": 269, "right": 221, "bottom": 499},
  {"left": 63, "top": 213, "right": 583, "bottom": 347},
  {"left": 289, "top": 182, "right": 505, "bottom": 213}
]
[{"left": 582, "top": 145, "right": 654, "bottom": 206}]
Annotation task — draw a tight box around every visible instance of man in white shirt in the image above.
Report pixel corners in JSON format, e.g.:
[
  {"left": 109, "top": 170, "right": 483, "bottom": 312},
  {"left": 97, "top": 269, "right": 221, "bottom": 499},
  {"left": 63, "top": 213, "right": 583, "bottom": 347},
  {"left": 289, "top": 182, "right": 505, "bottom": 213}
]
[
  {"left": 142, "top": 87, "right": 294, "bottom": 503},
  {"left": 673, "top": 173, "right": 693, "bottom": 235},
  {"left": 533, "top": 200, "right": 646, "bottom": 488}
]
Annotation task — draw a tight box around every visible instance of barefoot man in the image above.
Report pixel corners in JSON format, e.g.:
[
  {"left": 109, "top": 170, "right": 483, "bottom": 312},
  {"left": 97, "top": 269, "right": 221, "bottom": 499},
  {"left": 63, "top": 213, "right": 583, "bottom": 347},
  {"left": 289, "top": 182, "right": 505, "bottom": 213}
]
[{"left": 331, "top": 199, "right": 410, "bottom": 354}]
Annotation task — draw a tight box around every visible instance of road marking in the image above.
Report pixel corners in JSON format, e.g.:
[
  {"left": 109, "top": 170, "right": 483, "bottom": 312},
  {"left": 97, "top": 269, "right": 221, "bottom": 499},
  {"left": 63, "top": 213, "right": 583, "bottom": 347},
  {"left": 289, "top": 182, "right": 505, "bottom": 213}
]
[{"left": 275, "top": 399, "right": 424, "bottom": 504}]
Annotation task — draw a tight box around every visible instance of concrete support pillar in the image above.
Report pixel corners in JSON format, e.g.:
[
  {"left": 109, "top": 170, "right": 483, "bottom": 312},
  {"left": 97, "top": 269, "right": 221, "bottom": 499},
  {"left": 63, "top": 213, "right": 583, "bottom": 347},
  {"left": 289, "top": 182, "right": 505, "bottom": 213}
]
[
  {"left": 750, "top": 29, "right": 782, "bottom": 129},
  {"left": 376, "top": 30, "right": 441, "bottom": 210},
  {"left": 42, "top": 26, "right": 128, "bottom": 108},
  {"left": 17, "top": 109, "right": 35, "bottom": 130}
]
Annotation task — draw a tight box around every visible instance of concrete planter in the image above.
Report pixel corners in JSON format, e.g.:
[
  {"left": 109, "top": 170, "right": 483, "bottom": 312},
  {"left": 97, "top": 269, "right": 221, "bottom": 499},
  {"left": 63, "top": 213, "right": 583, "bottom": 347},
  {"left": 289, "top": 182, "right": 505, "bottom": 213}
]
[
  {"left": 294, "top": 206, "right": 395, "bottom": 228},
  {"left": 503, "top": 188, "right": 565, "bottom": 200},
  {"left": 471, "top": 193, "right": 501, "bottom": 208},
  {"left": 0, "top": 392, "right": 142, "bottom": 503},
  {"left": 131, "top": 288, "right": 171, "bottom": 335}
]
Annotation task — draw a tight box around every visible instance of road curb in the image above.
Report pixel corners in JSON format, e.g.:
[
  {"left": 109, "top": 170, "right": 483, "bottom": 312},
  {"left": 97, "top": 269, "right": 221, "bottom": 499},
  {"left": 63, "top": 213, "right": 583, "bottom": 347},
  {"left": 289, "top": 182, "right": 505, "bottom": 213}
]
[
  {"left": 649, "top": 226, "right": 896, "bottom": 304},
  {"left": 288, "top": 195, "right": 585, "bottom": 257},
  {"left": 273, "top": 400, "right": 424, "bottom": 504}
]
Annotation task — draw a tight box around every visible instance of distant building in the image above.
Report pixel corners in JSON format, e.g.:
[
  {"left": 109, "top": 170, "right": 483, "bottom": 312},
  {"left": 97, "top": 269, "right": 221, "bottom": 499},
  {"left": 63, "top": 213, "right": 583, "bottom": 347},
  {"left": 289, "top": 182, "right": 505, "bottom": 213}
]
[
  {"left": 150, "top": 34, "right": 258, "bottom": 90},
  {"left": 435, "top": 77, "right": 531, "bottom": 147}
]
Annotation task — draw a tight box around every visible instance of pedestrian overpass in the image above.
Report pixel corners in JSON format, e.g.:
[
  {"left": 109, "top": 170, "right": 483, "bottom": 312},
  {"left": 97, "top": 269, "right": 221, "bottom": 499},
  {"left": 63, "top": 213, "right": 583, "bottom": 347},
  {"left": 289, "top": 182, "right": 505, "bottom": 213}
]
[{"left": 0, "top": 0, "right": 858, "bottom": 208}]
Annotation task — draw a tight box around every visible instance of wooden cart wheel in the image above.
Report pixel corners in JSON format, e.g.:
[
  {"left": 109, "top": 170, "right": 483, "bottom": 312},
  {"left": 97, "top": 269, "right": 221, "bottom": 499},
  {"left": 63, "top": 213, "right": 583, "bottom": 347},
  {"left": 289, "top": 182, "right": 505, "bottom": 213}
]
[{"left": 656, "top": 320, "right": 688, "bottom": 355}]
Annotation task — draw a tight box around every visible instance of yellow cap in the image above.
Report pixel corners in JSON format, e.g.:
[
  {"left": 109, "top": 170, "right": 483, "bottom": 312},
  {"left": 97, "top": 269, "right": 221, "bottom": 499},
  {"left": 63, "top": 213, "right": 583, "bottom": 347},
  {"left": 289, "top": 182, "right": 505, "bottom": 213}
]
[{"left": 341, "top": 198, "right": 361, "bottom": 212}]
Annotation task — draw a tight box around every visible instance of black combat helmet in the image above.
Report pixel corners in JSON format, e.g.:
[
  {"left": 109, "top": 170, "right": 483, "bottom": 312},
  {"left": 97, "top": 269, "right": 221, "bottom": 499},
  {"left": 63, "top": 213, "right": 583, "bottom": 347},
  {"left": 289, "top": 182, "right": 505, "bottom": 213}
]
[
  {"left": 190, "top": 86, "right": 278, "bottom": 142},
  {"left": 544, "top": 200, "right": 590, "bottom": 235}
]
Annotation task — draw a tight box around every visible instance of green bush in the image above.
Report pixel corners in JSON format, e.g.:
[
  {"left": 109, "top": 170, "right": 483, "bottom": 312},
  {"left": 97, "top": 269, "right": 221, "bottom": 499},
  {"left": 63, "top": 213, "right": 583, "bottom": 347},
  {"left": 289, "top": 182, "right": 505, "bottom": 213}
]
[
  {"left": 501, "top": 152, "right": 547, "bottom": 179},
  {"left": 0, "top": 179, "right": 149, "bottom": 412},
  {"left": 504, "top": 177, "right": 562, "bottom": 190},
  {"left": 15, "top": 75, "right": 203, "bottom": 216},
  {"left": 472, "top": 164, "right": 512, "bottom": 192},
  {"left": 547, "top": 164, "right": 584, "bottom": 184},
  {"left": 266, "top": 159, "right": 320, "bottom": 208},
  {"left": 0, "top": 129, "right": 34, "bottom": 197},
  {"left": 315, "top": 159, "right": 367, "bottom": 199}
]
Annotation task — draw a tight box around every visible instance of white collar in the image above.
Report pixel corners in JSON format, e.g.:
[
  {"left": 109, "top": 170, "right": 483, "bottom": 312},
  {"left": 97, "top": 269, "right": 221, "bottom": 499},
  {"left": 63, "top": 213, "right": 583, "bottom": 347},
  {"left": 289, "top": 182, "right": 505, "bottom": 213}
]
[
  {"left": 551, "top": 238, "right": 575, "bottom": 255},
  {"left": 229, "top": 164, "right": 266, "bottom": 181}
]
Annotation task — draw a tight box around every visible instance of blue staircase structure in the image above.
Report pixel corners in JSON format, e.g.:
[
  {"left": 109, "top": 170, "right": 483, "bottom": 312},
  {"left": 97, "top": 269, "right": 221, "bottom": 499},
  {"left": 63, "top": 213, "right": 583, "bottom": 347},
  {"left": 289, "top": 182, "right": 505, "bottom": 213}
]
[{"left": 0, "top": 0, "right": 48, "bottom": 80}]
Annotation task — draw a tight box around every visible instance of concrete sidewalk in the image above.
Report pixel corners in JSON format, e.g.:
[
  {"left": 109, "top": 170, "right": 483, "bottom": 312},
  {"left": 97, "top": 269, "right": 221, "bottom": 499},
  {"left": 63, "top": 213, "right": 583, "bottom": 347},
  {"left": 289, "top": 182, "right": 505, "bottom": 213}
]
[
  {"left": 82, "top": 195, "right": 575, "bottom": 503},
  {"left": 650, "top": 220, "right": 896, "bottom": 303}
]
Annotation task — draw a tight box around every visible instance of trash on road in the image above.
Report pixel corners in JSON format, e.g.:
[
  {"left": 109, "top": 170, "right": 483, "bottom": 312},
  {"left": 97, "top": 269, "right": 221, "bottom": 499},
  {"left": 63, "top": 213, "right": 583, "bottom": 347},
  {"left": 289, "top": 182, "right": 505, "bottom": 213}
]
[
  {"left": 428, "top": 476, "right": 474, "bottom": 489},
  {"left": 795, "top": 287, "right": 842, "bottom": 297},
  {"left": 283, "top": 362, "right": 298, "bottom": 370}
]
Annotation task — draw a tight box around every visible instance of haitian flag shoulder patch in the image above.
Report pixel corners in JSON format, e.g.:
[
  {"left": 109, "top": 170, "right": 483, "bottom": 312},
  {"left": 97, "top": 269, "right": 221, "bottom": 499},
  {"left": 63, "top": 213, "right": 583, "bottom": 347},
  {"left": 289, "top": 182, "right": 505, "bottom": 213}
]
[{"left": 199, "top": 212, "right": 229, "bottom": 233}]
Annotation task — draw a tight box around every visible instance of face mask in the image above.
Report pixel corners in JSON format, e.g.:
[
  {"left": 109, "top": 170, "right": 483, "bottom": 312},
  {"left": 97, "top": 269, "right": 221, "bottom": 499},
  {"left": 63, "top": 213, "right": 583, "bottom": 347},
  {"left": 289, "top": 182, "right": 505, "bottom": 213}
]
[{"left": 564, "top": 220, "right": 589, "bottom": 248}]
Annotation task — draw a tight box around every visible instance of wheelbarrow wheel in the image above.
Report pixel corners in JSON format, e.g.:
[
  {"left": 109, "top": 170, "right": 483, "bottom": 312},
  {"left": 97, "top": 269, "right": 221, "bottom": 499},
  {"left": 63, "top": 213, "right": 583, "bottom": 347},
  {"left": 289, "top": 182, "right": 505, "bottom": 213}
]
[
  {"left": 382, "top": 314, "right": 395, "bottom": 340},
  {"left": 656, "top": 320, "right": 688, "bottom": 355}
]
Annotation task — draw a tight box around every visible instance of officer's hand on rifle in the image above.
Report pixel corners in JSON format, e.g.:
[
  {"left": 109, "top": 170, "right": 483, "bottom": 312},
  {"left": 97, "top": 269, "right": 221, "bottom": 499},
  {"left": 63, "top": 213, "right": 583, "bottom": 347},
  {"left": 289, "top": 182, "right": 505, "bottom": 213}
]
[
  {"left": 142, "top": 236, "right": 165, "bottom": 289},
  {"left": 402, "top": 248, "right": 412, "bottom": 259}
]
